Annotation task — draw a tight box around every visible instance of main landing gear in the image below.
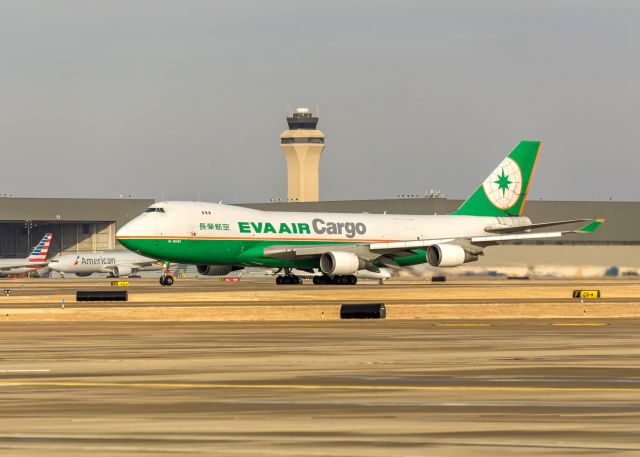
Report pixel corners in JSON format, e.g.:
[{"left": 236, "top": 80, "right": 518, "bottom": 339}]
[
  {"left": 274, "top": 269, "right": 358, "bottom": 286},
  {"left": 275, "top": 268, "right": 301, "bottom": 285},
  {"left": 313, "top": 274, "right": 358, "bottom": 285}
]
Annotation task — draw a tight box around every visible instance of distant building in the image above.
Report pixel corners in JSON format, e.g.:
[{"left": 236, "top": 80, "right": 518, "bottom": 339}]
[
  {"left": 280, "top": 108, "right": 325, "bottom": 202},
  {"left": 0, "top": 197, "right": 152, "bottom": 257}
]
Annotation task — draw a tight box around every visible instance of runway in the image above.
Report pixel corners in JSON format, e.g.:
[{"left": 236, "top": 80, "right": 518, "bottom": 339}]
[
  {"left": 1, "top": 277, "right": 640, "bottom": 320},
  {"left": 0, "top": 278, "right": 639, "bottom": 454},
  {"left": 1, "top": 319, "right": 640, "bottom": 456}
]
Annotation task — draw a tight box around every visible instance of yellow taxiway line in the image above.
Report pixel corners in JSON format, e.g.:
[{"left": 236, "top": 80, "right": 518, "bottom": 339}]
[
  {"left": 551, "top": 323, "right": 610, "bottom": 327},
  {"left": 0, "top": 380, "right": 637, "bottom": 393},
  {"left": 433, "top": 323, "right": 492, "bottom": 327}
]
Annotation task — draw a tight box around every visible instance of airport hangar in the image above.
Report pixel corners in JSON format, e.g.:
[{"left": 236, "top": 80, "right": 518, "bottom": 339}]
[
  {"left": 0, "top": 197, "right": 638, "bottom": 267},
  {"left": 0, "top": 197, "right": 153, "bottom": 257}
]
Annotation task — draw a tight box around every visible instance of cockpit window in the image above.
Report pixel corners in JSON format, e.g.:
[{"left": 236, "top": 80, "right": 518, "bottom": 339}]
[{"left": 144, "top": 207, "right": 165, "bottom": 213}]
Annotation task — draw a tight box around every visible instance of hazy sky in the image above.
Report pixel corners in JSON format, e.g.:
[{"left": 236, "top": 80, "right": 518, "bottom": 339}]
[{"left": 1, "top": 1, "right": 638, "bottom": 203}]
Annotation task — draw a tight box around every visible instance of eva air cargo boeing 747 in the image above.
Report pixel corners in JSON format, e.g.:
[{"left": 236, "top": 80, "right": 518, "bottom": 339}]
[{"left": 117, "top": 141, "right": 604, "bottom": 286}]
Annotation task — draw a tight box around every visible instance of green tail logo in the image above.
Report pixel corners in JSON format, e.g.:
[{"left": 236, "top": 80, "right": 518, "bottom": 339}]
[{"left": 453, "top": 141, "right": 541, "bottom": 217}]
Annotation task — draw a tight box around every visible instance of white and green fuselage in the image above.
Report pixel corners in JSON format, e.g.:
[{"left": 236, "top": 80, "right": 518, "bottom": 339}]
[{"left": 116, "top": 203, "right": 511, "bottom": 269}]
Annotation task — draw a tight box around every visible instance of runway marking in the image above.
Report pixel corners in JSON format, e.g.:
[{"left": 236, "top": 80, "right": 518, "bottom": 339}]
[
  {"left": 551, "top": 323, "right": 609, "bottom": 327},
  {"left": 0, "top": 381, "right": 638, "bottom": 393},
  {"left": 433, "top": 323, "right": 492, "bottom": 327}
]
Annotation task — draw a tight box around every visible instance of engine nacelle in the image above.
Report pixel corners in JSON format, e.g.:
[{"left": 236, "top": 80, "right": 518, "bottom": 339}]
[
  {"left": 319, "top": 251, "right": 366, "bottom": 275},
  {"left": 196, "top": 265, "right": 244, "bottom": 276},
  {"left": 112, "top": 266, "right": 133, "bottom": 277},
  {"left": 75, "top": 272, "right": 93, "bottom": 277},
  {"left": 426, "top": 244, "right": 478, "bottom": 267}
]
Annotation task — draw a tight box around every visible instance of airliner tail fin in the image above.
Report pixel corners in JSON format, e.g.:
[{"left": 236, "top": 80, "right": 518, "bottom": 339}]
[{"left": 453, "top": 141, "right": 542, "bottom": 217}]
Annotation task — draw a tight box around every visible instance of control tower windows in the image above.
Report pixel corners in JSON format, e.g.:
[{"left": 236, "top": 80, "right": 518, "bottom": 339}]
[{"left": 281, "top": 138, "right": 324, "bottom": 144}]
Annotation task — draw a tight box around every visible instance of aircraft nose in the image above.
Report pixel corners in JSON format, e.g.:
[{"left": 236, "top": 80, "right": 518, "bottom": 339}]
[
  {"left": 116, "top": 217, "right": 144, "bottom": 240},
  {"left": 116, "top": 217, "right": 152, "bottom": 254},
  {"left": 116, "top": 222, "right": 137, "bottom": 249},
  {"left": 115, "top": 223, "right": 132, "bottom": 240}
]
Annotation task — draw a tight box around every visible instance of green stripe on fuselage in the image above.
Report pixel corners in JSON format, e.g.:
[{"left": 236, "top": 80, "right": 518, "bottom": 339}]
[{"left": 118, "top": 237, "right": 427, "bottom": 269}]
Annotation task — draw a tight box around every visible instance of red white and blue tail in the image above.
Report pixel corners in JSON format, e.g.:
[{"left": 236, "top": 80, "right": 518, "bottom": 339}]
[{"left": 28, "top": 233, "right": 53, "bottom": 263}]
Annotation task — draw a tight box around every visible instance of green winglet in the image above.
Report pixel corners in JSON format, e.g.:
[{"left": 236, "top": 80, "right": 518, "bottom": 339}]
[{"left": 578, "top": 219, "right": 605, "bottom": 233}]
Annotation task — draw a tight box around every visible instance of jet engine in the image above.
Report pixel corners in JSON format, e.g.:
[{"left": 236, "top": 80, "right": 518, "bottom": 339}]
[
  {"left": 112, "top": 266, "right": 133, "bottom": 277},
  {"left": 196, "top": 265, "right": 244, "bottom": 276},
  {"left": 75, "top": 272, "right": 93, "bottom": 277},
  {"left": 426, "top": 244, "right": 478, "bottom": 267},
  {"left": 319, "top": 251, "right": 366, "bottom": 275}
]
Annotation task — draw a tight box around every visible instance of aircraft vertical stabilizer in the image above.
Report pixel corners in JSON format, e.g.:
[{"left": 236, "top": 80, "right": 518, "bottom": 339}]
[
  {"left": 27, "top": 233, "right": 53, "bottom": 263},
  {"left": 453, "top": 141, "right": 541, "bottom": 217}
]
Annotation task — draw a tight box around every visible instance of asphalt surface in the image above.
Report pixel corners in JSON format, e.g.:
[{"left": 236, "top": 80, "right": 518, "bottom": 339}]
[
  {"left": 1, "top": 276, "right": 631, "bottom": 292},
  {"left": 1, "top": 277, "right": 637, "bottom": 309},
  {"left": 1, "top": 318, "right": 640, "bottom": 456}
]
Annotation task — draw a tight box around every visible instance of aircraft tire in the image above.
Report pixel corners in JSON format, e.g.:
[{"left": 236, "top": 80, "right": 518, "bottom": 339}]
[
  {"left": 349, "top": 275, "right": 357, "bottom": 285},
  {"left": 315, "top": 275, "right": 332, "bottom": 285},
  {"left": 277, "top": 275, "right": 300, "bottom": 285},
  {"left": 159, "top": 275, "right": 174, "bottom": 286}
]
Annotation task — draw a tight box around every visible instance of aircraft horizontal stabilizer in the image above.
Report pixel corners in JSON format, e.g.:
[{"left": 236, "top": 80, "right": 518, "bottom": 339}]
[
  {"left": 483, "top": 219, "right": 594, "bottom": 234},
  {"left": 0, "top": 262, "right": 49, "bottom": 272}
]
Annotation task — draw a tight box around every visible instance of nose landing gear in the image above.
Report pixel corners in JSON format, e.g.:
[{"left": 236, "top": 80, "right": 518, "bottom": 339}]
[
  {"left": 159, "top": 275, "right": 174, "bottom": 286},
  {"left": 159, "top": 261, "right": 174, "bottom": 286}
]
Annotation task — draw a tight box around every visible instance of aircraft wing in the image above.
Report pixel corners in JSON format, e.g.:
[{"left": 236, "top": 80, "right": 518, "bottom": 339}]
[
  {"left": 370, "top": 219, "right": 605, "bottom": 252},
  {"left": 101, "top": 263, "right": 148, "bottom": 275},
  {"left": 263, "top": 219, "right": 604, "bottom": 261},
  {"left": 263, "top": 243, "right": 377, "bottom": 261},
  {"left": 131, "top": 261, "right": 159, "bottom": 269}
]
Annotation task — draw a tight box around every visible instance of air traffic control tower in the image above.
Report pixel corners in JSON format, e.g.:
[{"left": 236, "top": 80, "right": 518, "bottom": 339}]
[{"left": 280, "top": 107, "right": 325, "bottom": 202}]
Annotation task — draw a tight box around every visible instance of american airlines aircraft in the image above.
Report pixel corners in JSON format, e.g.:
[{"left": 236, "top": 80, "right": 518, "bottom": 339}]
[
  {"left": 48, "top": 251, "right": 162, "bottom": 278},
  {"left": 116, "top": 141, "right": 604, "bottom": 286},
  {"left": 0, "top": 233, "right": 53, "bottom": 276}
]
